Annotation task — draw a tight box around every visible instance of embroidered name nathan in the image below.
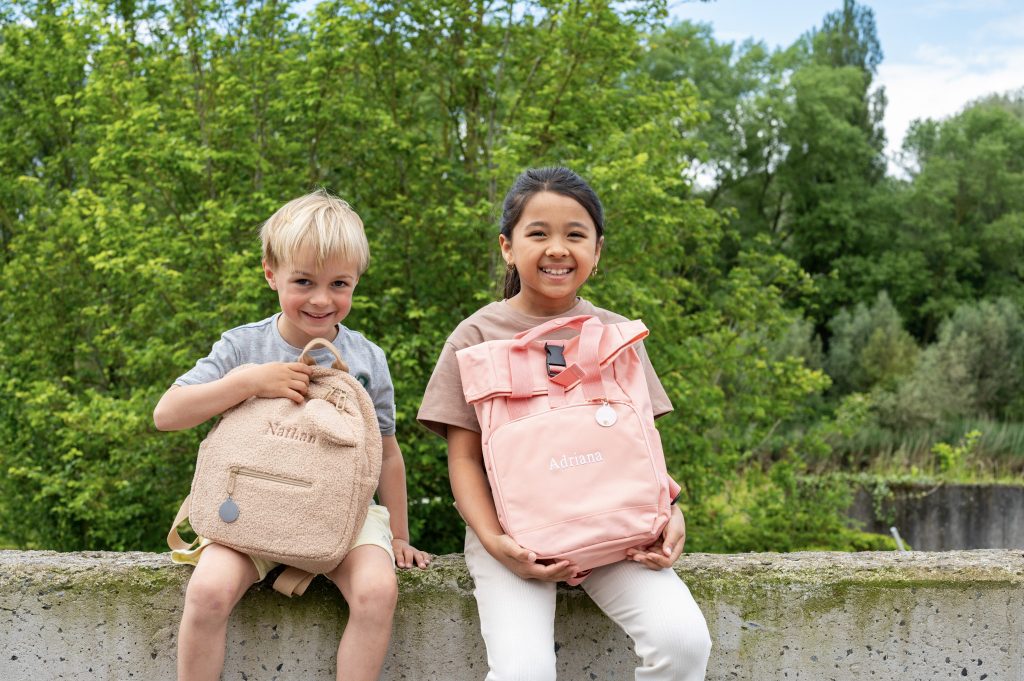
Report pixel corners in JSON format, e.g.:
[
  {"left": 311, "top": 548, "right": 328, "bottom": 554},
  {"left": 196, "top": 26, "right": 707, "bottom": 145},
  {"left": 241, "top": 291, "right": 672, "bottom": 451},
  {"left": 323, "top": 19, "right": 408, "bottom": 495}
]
[{"left": 267, "top": 421, "right": 316, "bottom": 444}]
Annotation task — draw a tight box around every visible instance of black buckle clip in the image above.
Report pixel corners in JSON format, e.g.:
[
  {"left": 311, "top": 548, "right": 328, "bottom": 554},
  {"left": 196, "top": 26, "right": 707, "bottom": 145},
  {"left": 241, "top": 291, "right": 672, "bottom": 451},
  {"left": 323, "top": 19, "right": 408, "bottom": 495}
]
[{"left": 544, "top": 343, "right": 566, "bottom": 377}]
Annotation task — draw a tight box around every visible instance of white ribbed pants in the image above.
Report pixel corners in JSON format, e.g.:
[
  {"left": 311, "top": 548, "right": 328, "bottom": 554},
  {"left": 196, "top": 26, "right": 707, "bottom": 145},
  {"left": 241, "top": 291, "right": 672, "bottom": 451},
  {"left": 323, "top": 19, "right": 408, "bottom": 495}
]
[{"left": 464, "top": 527, "right": 712, "bottom": 681}]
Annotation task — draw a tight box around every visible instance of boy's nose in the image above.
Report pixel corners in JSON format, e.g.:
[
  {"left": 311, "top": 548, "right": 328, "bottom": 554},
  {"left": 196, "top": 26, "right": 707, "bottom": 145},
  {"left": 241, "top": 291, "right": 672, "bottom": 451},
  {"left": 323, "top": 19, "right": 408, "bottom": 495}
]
[{"left": 310, "top": 289, "right": 329, "bottom": 305}]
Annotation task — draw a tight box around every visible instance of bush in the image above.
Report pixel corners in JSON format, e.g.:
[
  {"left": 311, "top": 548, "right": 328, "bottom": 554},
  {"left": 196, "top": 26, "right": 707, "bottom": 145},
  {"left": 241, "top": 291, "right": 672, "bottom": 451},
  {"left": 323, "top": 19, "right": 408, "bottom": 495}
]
[
  {"left": 881, "top": 297, "right": 1024, "bottom": 428},
  {"left": 825, "top": 291, "right": 919, "bottom": 395}
]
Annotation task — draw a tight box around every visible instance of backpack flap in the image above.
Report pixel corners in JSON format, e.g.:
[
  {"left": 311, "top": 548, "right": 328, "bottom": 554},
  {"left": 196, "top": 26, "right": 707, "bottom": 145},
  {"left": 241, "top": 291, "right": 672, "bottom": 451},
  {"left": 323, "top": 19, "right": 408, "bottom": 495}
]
[{"left": 456, "top": 318, "right": 650, "bottom": 404}]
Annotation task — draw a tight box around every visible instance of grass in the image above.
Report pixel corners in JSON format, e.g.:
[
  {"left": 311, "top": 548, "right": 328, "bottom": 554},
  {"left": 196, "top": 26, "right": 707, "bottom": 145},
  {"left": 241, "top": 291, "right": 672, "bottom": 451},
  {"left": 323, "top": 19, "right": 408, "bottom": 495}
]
[{"left": 822, "top": 418, "right": 1024, "bottom": 482}]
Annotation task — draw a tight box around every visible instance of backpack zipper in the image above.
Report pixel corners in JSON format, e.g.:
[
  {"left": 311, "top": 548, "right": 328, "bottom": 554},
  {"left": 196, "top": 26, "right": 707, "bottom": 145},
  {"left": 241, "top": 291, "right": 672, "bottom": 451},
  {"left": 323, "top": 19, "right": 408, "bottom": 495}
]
[{"left": 227, "top": 466, "right": 313, "bottom": 494}]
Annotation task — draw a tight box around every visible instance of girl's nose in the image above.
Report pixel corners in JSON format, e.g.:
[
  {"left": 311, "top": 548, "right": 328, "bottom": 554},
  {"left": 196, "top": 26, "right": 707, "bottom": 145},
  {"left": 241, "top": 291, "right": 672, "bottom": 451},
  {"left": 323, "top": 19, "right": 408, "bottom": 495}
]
[{"left": 545, "top": 239, "right": 569, "bottom": 256}]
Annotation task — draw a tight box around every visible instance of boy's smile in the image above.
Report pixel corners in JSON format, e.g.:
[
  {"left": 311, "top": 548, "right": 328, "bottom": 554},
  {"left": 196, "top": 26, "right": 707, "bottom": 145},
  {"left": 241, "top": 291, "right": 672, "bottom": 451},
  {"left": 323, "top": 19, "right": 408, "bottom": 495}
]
[{"left": 263, "top": 251, "right": 360, "bottom": 348}]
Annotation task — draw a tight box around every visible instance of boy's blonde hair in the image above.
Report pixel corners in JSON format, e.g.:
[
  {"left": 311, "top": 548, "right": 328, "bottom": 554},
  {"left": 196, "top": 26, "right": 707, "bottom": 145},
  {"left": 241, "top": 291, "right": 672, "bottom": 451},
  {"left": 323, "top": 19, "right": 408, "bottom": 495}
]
[{"left": 260, "top": 189, "right": 370, "bottom": 274}]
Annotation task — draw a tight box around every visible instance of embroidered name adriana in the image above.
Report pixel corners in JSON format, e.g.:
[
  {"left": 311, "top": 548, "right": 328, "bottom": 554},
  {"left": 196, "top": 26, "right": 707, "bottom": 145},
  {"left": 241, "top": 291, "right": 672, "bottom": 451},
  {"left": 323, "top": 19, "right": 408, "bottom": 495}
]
[
  {"left": 549, "top": 451, "right": 604, "bottom": 470},
  {"left": 266, "top": 421, "right": 316, "bottom": 444}
]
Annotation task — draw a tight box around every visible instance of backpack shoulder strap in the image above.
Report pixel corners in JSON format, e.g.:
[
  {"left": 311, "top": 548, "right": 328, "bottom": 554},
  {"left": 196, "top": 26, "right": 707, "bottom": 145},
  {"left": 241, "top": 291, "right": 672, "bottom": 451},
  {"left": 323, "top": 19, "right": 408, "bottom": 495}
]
[
  {"left": 167, "top": 494, "right": 197, "bottom": 551},
  {"left": 273, "top": 566, "right": 317, "bottom": 597}
]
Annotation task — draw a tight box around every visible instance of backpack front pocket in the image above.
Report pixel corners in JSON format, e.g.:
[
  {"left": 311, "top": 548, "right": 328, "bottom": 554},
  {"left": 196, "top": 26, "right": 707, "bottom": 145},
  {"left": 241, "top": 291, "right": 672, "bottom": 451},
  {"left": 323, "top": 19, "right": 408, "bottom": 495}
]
[{"left": 484, "top": 401, "right": 663, "bottom": 557}]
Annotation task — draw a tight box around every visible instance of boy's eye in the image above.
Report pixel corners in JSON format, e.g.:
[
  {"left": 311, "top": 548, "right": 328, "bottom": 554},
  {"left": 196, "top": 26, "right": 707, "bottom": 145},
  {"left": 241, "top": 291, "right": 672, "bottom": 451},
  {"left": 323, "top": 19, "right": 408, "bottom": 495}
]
[
  {"left": 331, "top": 280, "right": 349, "bottom": 288},
  {"left": 294, "top": 278, "right": 312, "bottom": 286}
]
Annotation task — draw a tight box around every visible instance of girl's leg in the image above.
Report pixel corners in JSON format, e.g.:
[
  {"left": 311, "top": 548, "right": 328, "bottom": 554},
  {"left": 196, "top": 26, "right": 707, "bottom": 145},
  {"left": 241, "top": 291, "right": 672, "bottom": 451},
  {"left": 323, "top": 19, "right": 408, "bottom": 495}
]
[
  {"left": 177, "top": 543, "right": 259, "bottom": 681},
  {"left": 464, "top": 527, "right": 558, "bottom": 681},
  {"left": 582, "top": 561, "right": 712, "bottom": 681},
  {"left": 327, "top": 544, "right": 398, "bottom": 681}
]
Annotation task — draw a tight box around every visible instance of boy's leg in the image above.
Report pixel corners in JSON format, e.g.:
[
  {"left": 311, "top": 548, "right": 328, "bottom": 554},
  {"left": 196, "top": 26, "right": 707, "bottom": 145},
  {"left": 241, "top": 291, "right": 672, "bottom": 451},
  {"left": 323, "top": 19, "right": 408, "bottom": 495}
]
[
  {"left": 581, "top": 560, "right": 712, "bottom": 681},
  {"left": 327, "top": 544, "right": 398, "bottom": 681},
  {"left": 177, "top": 543, "right": 259, "bottom": 681},
  {"left": 464, "top": 526, "right": 558, "bottom": 681}
]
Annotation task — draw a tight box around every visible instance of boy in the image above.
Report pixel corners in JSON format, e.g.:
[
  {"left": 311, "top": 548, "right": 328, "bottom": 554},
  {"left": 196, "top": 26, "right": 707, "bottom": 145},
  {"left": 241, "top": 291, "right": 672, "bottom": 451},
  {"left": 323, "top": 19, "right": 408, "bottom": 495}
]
[{"left": 154, "top": 189, "right": 430, "bottom": 681}]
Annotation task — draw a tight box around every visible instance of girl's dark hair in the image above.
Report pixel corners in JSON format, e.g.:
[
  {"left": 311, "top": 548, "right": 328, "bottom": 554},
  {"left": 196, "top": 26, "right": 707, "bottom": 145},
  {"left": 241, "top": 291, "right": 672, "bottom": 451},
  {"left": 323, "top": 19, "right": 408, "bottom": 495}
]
[{"left": 499, "top": 166, "right": 604, "bottom": 299}]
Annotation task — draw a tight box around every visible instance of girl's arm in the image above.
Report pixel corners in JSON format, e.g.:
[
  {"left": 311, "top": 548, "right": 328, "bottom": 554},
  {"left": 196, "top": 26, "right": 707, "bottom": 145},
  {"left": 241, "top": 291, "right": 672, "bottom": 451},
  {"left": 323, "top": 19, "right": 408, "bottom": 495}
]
[
  {"left": 152, "top": 362, "right": 313, "bottom": 431},
  {"left": 377, "top": 434, "right": 431, "bottom": 569},
  {"left": 447, "top": 425, "right": 578, "bottom": 581}
]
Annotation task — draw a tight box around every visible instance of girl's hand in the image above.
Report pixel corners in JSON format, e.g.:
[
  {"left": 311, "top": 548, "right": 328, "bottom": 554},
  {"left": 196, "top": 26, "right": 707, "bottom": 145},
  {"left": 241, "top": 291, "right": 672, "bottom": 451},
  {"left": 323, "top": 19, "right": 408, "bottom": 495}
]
[
  {"left": 490, "top": 533, "right": 578, "bottom": 582},
  {"left": 246, "top": 362, "right": 313, "bottom": 404},
  {"left": 393, "top": 538, "right": 431, "bottom": 569},
  {"left": 625, "top": 505, "right": 686, "bottom": 570}
]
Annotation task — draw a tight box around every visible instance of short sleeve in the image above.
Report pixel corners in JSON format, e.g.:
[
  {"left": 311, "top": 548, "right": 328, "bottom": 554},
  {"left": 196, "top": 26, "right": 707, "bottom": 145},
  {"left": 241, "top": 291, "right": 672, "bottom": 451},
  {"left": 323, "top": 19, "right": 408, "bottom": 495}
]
[
  {"left": 633, "top": 340, "right": 673, "bottom": 418},
  {"left": 364, "top": 348, "right": 397, "bottom": 436},
  {"left": 416, "top": 342, "right": 479, "bottom": 439},
  {"left": 174, "top": 335, "right": 241, "bottom": 386}
]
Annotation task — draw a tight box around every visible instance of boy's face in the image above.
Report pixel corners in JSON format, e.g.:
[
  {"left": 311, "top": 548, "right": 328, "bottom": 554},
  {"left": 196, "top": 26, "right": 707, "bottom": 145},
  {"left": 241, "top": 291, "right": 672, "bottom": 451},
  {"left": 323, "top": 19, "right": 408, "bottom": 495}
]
[{"left": 263, "top": 250, "right": 360, "bottom": 348}]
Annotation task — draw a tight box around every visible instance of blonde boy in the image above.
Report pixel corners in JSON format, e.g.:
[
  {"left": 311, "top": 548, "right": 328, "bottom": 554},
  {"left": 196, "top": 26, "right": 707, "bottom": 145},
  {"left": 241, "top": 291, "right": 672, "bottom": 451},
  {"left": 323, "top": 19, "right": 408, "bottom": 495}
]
[{"left": 154, "top": 189, "right": 430, "bottom": 681}]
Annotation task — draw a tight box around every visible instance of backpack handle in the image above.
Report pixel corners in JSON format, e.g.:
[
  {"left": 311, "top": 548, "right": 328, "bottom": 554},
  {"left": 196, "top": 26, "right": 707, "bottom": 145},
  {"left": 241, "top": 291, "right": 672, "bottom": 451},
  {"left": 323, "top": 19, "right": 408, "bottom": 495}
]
[
  {"left": 299, "top": 338, "right": 350, "bottom": 372},
  {"left": 510, "top": 316, "right": 606, "bottom": 401},
  {"left": 511, "top": 315, "right": 599, "bottom": 347}
]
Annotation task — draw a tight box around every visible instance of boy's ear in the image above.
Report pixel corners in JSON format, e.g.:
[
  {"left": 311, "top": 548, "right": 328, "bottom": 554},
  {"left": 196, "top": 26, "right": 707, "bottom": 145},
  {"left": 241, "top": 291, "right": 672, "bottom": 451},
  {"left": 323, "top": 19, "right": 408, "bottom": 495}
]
[{"left": 262, "top": 259, "right": 278, "bottom": 290}]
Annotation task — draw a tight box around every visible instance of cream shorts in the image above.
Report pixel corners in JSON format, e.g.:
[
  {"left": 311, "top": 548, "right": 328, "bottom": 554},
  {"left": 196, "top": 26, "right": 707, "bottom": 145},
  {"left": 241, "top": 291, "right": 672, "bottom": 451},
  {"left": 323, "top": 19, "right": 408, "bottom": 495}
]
[{"left": 171, "top": 504, "right": 395, "bottom": 581}]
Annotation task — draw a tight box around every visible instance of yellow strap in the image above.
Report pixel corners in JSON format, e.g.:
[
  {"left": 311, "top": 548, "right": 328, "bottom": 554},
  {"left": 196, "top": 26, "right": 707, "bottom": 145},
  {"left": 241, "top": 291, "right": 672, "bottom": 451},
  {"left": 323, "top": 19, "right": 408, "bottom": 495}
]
[
  {"left": 273, "top": 566, "right": 317, "bottom": 597},
  {"left": 167, "top": 494, "right": 198, "bottom": 552}
]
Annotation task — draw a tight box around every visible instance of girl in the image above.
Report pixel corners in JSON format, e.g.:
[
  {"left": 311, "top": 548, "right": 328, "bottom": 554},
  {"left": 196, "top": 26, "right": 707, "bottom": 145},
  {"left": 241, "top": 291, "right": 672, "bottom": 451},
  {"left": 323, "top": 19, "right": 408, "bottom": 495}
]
[{"left": 418, "top": 167, "right": 712, "bottom": 680}]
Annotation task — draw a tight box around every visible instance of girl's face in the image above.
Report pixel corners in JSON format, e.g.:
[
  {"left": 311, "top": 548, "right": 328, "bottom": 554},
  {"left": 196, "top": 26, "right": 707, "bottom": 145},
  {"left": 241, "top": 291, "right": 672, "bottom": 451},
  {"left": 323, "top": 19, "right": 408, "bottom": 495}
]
[{"left": 500, "top": 191, "right": 603, "bottom": 317}]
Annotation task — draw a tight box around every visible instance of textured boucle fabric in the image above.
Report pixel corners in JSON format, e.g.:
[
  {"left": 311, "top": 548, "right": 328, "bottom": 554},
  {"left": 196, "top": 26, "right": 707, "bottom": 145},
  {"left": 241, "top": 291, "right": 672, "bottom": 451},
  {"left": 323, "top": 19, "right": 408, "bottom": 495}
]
[{"left": 188, "top": 363, "right": 382, "bottom": 574}]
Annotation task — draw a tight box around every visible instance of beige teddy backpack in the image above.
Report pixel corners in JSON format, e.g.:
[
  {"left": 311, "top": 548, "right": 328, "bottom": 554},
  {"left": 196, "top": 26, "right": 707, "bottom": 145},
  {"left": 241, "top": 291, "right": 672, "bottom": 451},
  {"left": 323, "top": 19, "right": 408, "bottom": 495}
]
[{"left": 167, "top": 338, "right": 383, "bottom": 596}]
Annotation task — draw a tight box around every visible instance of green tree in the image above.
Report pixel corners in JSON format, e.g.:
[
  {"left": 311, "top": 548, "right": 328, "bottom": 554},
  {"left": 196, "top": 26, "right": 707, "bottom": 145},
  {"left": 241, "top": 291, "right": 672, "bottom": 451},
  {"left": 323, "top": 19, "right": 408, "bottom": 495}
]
[
  {"left": 826, "top": 291, "right": 918, "bottom": 395},
  {"left": 1, "top": 0, "right": 837, "bottom": 554}
]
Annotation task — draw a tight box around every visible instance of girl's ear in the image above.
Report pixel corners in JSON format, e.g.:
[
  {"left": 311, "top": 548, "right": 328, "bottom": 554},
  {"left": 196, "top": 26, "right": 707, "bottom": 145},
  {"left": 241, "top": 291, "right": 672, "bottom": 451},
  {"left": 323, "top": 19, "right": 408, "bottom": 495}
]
[
  {"left": 263, "top": 259, "right": 278, "bottom": 290},
  {"left": 594, "top": 235, "right": 604, "bottom": 266},
  {"left": 498, "top": 233, "right": 514, "bottom": 266}
]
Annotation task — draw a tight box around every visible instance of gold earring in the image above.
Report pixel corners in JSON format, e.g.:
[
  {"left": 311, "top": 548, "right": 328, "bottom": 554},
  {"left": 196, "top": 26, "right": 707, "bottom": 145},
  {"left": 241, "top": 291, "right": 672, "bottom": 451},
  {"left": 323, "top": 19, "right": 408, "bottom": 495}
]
[
  {"left": 506, "top": 261, "right": 516, "bottom": 273},
  {"left": 591, "top": 265, "right": 599, "bottom": 277}
]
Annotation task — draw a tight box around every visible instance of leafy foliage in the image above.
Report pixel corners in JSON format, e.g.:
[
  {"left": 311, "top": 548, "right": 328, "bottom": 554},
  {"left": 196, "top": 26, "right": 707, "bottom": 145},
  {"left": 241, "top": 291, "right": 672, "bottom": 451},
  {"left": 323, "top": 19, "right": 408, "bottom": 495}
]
[{"left": 0, "top": 0, "right": 831, "bottom": 554}]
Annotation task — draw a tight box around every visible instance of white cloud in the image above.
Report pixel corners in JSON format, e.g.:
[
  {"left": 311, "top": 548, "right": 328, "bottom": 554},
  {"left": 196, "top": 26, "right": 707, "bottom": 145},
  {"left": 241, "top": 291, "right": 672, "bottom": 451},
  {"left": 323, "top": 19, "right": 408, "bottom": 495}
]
[{"left": 876, "top": 43, "right": 1024, "bottom": 167}]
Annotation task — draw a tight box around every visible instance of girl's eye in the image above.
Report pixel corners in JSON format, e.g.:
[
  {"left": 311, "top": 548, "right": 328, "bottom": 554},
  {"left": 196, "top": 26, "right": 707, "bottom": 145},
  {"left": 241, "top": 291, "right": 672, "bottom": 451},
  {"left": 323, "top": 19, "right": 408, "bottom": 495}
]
[{"left": 527, "top": 230, "right": 546, "bottom": 238}]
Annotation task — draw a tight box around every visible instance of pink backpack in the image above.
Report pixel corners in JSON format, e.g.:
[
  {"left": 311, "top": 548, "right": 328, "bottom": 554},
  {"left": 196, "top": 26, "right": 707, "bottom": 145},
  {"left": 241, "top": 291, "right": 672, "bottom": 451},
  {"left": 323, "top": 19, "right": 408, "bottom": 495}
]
[{"left": 456, "top": 315, "right": 673, "bottom": 582}]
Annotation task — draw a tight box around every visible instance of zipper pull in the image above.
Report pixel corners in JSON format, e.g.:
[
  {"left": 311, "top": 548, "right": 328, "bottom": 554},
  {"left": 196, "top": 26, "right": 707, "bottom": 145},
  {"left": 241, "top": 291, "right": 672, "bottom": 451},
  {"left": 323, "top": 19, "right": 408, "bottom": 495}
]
[
  {"left": 219, "top": 467, "right": 240, "bottom": 523},
  {"left": 595, "top": 401, "right": 617, "bottom": 427}
]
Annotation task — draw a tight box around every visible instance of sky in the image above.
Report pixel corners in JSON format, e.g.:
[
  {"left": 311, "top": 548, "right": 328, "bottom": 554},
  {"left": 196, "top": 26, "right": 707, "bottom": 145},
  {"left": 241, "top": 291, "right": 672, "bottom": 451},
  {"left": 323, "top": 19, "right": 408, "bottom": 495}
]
[{"left": 671, "top": 0, "right": 1024, "bottom": 167}]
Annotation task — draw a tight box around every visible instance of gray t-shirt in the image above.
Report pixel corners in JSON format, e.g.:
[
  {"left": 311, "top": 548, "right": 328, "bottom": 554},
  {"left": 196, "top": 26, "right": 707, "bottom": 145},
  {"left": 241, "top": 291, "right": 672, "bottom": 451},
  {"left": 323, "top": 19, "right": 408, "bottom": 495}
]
[{"left": 175, "top": 313, "right": 396, "bottom": 435}]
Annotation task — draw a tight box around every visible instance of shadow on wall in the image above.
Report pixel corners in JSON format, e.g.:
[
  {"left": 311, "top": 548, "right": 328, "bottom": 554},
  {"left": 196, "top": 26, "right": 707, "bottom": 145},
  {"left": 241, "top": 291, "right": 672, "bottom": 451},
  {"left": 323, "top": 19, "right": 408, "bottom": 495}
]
[{"left": 848, "top": 483, "right": 1024, "bottom": 550}]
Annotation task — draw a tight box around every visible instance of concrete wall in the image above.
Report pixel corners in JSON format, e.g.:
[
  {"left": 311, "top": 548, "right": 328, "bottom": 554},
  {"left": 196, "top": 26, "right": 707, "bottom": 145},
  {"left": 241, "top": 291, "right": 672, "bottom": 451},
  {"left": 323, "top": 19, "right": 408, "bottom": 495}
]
[
  {"left": 848, "top": 483, "right": 1024, "bottom": 550},
  {"left": 1, "top": 549, "right": 1022, "bottom": 680}
]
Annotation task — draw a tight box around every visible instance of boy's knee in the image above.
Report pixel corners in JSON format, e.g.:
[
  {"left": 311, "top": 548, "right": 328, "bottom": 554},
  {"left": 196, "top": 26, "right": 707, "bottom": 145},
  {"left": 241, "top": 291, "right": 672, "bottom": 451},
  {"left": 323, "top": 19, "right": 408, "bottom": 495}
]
[
  {"left": 342, "top": 571, "right": 398, "bottom": 618},
  {"left": 183, "top": 574, "right": 241, "bottom": 621}
]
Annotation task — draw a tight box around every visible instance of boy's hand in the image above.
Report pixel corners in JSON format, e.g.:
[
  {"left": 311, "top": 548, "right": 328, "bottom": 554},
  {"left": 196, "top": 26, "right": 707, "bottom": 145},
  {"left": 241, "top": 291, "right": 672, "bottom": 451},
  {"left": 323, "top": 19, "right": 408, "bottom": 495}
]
[
  {"left": 625, "top": 505, "right": 686, "bottom": 570},
  {"left": 247, "top": 362, "right": 313, "bottom": 404},
  {"left": 392, "top": 538, "right": 431, "bottom": 569}
]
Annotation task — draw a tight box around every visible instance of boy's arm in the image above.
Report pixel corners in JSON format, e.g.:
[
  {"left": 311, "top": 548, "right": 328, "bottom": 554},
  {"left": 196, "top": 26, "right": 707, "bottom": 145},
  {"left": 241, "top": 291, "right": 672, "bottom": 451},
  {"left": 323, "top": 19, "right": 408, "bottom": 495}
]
[
  {"left": 153, "top": 362, "right": 313, "bottom": 431},
  {"left": 377, "top": 434, "right": 431, "bottom": 569}
]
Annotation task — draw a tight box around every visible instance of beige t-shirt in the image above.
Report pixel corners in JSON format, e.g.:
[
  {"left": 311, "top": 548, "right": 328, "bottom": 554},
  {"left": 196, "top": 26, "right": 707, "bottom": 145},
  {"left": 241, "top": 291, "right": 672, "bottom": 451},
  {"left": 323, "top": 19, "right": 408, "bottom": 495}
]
[{"left": 417, "top": 298, "right": 673, "bottom": 439}]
